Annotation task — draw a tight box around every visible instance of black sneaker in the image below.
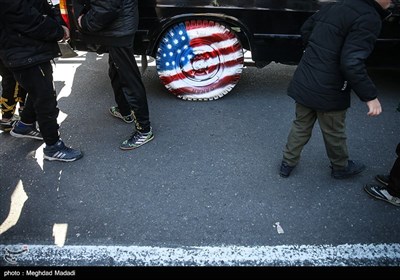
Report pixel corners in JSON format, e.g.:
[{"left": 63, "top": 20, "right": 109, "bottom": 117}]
[
  {"left": 43, "top": 140, "right": 83, "bottom": 162},
  {"left": 10, "top": 121, "right": 43, "bottom": 140},
  {"left": 279, "top": 161, "right": 296, "bottom": 178},
  {"left": 331, "top": 160, "right": 365, "bottom": 179},
  {"left": 109, "top": 106, "right": 134, "bottom": 124},
  {"left": 375, "top": 174, "right": 390, "bottom": 186},
  {"left": 120, "top": 129, "right": 154, "bottom": 150},
  {"left": 364, "top": 184, "right": 400, "bottom": 207}
]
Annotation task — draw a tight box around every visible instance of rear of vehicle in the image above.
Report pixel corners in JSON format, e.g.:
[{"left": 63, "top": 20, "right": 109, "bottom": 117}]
[{"left": 59, "top": 0, "right": 400, "bottom": 101}]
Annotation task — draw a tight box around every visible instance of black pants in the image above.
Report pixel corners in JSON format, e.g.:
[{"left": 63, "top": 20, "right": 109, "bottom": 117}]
[
  {"left": 0, "top": 59, "right": 27, "bottom": 119},
  {"left": 12, "top": 62, "right": 60, "bottom": 145},
  {"left": 388, "top": 142, "right": 400, "bottom": 197},
  {"left": 108, "top": 46, "right": 151, "bottom": 132}
]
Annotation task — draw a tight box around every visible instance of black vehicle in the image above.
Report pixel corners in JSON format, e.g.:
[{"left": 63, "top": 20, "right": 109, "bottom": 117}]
[{"left": 60, "top": 0, "right": 400, "bottom": 100}]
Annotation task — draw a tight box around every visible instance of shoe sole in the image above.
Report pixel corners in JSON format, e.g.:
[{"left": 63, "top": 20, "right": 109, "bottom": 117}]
[
  {"left": 10, "top": 130, "right": 43, "bottom": 140},
  {"left": 364, "top": 184, "right": 400, "bottom": 207},
  {"left": 119, "top": 135, "right": 154, "bottom": 150},
  {"left": 43, "top": 153, "right": 83, "bottom": 162},
  {"left": 109, "top": 108, "right": 134, "bottom": 124},
  {"left": 375, "top": 175, "right": 389, "bottom": 186}
]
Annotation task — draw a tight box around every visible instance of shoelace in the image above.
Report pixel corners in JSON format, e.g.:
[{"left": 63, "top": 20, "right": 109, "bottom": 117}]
[
  {"left": 130, "top": 131, "right": 151, "bottom": 141},
  {"left": 129, "top": 131, "right": 143, "bottom": 142}
]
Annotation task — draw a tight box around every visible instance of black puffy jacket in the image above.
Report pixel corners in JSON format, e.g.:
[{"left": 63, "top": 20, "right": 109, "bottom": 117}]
[
  {"left": 78, "top": 0, "right": 138, "bottom": 47},
  {"left": 287, "top": 0, "right": 390, "bottom": 111},
  {"left": 0, "top": 0, "right": 64, "bottom": 70}
]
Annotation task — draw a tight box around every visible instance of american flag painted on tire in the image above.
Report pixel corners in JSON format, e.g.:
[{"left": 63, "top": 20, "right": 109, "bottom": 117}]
[{"left": 156, "top": 20, "right": 244, "bottom": 100}]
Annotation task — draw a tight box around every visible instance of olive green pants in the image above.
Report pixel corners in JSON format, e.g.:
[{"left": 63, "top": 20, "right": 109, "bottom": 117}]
[{"left": 283, "top": 103, "right": 348, "bottom": 169}]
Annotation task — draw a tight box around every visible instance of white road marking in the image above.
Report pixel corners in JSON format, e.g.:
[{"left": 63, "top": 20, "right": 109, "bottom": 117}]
[{"left": 1, "top": 243, "right": 399, "bottom": 266}]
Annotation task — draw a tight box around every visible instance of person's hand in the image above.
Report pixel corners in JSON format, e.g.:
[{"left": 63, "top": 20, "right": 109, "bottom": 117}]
[
  {"left": 366, "top": 98, "right": 382, "bottom": 116},
  {"left": 61, "top": 25, "right": 70, "bottom": 41}
]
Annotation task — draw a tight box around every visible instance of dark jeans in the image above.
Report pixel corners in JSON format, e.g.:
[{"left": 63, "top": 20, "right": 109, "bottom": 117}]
[
  {"left": 388, "top": 143, "right": 400, "bottom": 197},
  {"left": 0, "top": 59, "right": 27, "bottom": 119},
  {"left": 12, "top": 62, "right": 60, "bottom": 145},
  {"left": 108, "top": 46, "right": 151, "bottom": 132}
]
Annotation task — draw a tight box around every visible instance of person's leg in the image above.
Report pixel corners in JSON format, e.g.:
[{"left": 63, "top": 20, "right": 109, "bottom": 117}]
[
  {"left": 317, "top": 109, "right": 348, "bottom": 169},
  {"left": 318, "top": 109, "right": 365, "bottom": 179},
  {"left": 283, "top": 102, "right": 317, "bottom": 166},
  {"left": 12, "top": 62, "right": 59, "bottom": 145},
  {"left": 108, "top": 53, "right": 132, "bottom": 117},
  {"left": 364, "top": 143, "right": 400, "bottom": 206},
  {"left": 387, "top": 143, "right": 400, "bottom": 197},
  {"left": 280, "top": 103, "right": 317, "bottom": 177},
  {"left": 108, "top": 46, "right": 151, "bottom": 132},
  {"left": 16, "top": 84, "right": 27, "bottom": 113},
  {"left": 12, "top": 62, "right": 82, "bottom": 161},
  {"left": 0, "top": 60, "right": 18, "bottom": 120}
]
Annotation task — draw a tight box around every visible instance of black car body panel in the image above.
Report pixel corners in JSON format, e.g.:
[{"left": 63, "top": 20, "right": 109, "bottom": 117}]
[{"left": 64, "top": 0, "right": 400, "bottom": 68}]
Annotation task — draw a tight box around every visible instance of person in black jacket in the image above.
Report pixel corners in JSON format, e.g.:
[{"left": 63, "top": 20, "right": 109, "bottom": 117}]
[
  {"left": 279, "top": 0, "right": 392, "bottom": 179},
  {"left": 0, "top": 0, "right": 83, "bottom": 162},
  {"left": 77, "top": 0, "right": 154, "bottom": 150},
  {"left": 364, "top": 142, "right": 400, "bottom": 206}
]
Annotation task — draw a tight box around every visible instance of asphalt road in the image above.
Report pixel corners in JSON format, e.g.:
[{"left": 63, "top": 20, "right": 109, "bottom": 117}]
[{"left": 1, "top": 52, "right": 400, "bottom": 267}]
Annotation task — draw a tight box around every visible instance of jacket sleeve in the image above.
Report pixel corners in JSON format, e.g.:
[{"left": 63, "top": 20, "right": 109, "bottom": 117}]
[
  {"left": 340, "top": 14, "right": 382, "bottom": 102},
  {"left": 2, "top": 1, "right": 64, "bottom": 42},
  {"left": 80, "top": 0, "right": 123, "bottom": 32}
]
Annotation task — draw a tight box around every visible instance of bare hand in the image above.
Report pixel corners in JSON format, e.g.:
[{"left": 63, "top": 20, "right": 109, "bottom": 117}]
[{"left": 366, "top": 98, "right": 382, "bottom": 116}]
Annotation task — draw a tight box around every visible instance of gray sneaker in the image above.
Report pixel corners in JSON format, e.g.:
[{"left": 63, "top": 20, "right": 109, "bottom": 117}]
[
  {"left": 364, "top": 184, "right": 400, "bottom": 207},
  {"left": 109, "top": 106, "right": 134, "bottom": 124},
  {"left": 10, "top": 121, "right": 43, "bottom": 140}
]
